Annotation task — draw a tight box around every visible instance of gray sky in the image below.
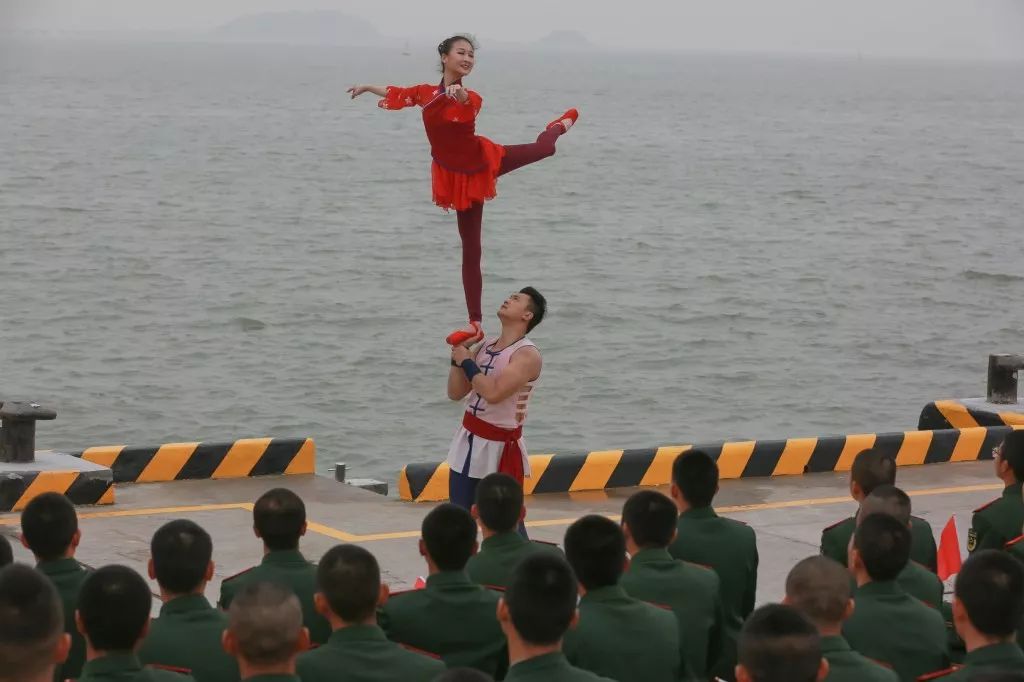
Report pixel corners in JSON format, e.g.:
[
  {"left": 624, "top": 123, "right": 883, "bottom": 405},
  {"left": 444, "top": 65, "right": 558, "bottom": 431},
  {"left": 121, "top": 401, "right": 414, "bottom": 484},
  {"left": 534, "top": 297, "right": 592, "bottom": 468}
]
[{"left": 4, "top": 0, "right": 1024, "bottom": 59}]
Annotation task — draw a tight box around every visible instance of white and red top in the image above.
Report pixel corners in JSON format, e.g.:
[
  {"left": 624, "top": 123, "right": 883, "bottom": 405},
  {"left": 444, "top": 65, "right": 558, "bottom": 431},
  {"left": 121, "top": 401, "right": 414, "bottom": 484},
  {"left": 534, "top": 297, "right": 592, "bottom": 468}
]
[{"left": 447, "top": 336, "right": 538, "bottom": 480}]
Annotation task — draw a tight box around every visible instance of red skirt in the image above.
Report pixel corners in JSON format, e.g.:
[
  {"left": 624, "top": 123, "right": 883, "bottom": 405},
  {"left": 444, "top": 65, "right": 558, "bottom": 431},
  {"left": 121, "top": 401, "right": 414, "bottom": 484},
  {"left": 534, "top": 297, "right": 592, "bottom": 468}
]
[{"left": 431, "top": 136, "right": 506, "bottom": 212}]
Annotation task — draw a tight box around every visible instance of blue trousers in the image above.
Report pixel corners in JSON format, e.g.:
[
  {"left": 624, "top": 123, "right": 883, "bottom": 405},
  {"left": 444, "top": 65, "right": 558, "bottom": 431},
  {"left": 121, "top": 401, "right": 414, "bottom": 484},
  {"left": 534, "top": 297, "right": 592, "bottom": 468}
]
[{"left": 449, "top": 435, "right": 528, "bottom": 538}]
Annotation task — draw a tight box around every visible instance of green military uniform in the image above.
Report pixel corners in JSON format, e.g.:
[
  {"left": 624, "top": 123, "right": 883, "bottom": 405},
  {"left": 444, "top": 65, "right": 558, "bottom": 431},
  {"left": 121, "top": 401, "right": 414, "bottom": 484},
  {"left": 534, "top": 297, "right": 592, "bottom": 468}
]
[
  {"left": 38, "top": 557, "right": 90, "bottom": 682},
  {"left": 76, "top": 653, "right": 196, "bottom": 681},
  {"left": 218, "top": 549, "right": 330, "bottom": 645},
  {"left": 238, "top": 676, "right": 300, "bottom": 682},
  {"left": 1008, "top": 534, "right": 1024, "bottom": 562},
  {"left": 668, "top": 506, "right": 757, "bottom": 681},
  {"left": 138, "top": 594, "right": 239, "bottom": 682},
  {"left": 378, "top": 571, "right": 506, "bottom": 677},
  {"left": 819, "top": 635, "right": 900, "bottom": 682},
  {"left": 896, "top": 560, "right": 944, "bottom": 609},
  {"left": 465, "top": 532, "right": 562, "bottom": 589},
  {"left": 297, "top": 624, "right": 445, "bottom": 682},
  {"left": 821, "top": 514, "right": 938, "bottom": 572},
  {"left": 563, "top": 585, "right": 687, "bottom": 682},
  {"left": 968, "top": 482, "right": 1024, "bottom": 554},
  {"left": 842, "top": 580, "right": 949, "bottom": 682},
  {"left": 620, "top": 547, "right": 724, "bottom": 679},
  {"left": 928, "top": 642, "right": 1024, "bottom": 681},
  {"left": 504, "top": 652, "right": 617, "bottom": 682}
]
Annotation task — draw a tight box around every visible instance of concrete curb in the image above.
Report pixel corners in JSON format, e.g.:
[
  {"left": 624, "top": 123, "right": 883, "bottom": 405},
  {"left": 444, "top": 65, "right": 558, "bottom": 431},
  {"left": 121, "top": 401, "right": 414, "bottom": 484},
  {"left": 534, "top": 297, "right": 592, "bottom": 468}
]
[
  {"left": 0, "top": 469, "right": 114, "bottom": 512},
  {"left": 74, "top": 437, "right": 315, "bottom": 483},
  {"left": 918, "top": 399, "right": 1024, "bottom": 431},
  {"left": 399, "top": 425, "right": 1024, "bottom": 502}
]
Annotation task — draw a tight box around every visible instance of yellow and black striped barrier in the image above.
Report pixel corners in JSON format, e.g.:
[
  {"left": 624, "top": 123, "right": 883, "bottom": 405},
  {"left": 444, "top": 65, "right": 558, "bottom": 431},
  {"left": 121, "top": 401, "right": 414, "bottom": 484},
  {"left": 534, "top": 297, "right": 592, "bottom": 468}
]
[
  {"left": 399, "top": 425, "right": 1024, "bottom": 502},
  {"left": 75, "top": 437, "right": 315, "bottom": 483},
  {"left": 0, "top": 471, "right": 114, "bottom": 512},
  {"left": 918, "top": 400, "right": 1024, "bottom": 431}
]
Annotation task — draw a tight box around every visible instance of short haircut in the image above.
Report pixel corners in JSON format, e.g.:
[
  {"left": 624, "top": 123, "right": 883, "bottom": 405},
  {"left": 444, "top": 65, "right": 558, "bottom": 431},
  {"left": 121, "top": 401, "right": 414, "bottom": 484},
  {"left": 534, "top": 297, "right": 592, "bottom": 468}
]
[
  {"left": 851, "top": 449, "right": 896, "bottom": 496},
  {"left": 253, "top": 488, "right": 306, "bottom": 551},
  {"left": 520, "top": 287, "right": 546, "bottom": 333},
  {"left": 671, "top": 449, "right": 719, "bottom": 509},
  {"left": 0, "top": 564, "right": 65, "bottom": 682},
  {"left": 317, "top": 544, "right": 380, "bottom": 623},
  {"left": 739, "top": 604, "right": 822, "bottom": 682},
  {"left": 954, "top": 549, "right": 1024, "bottom": 638},
  {"left": 78, "top": 565, "right": 152, "bottom": 651},
  {"left": 1000, "top": 431, "right": 1024, "bottom": 482},
  {"left": 474, "top": 473, "right": 523, "bottom": 534},
  {"left": 621, "top": 490, "right": 678, "bottom": 549},
  {"left": 422, "top": 503, "right": 477, "bottom": 572},
  {"left": 505, "top": 553, "right": 578, "bottom": 646},
  {"left": 228, "top": 582, "right": 302, "bottom": 666},
  {"left": 859, "top": 484, "right": 912, "bottom": 526},
  {"left": 150, "top": 520, "right": 213, "bottom": 594},
  {"left": 785, "top": 556, "right": 851, "bottom": 628},
  {"left": 433, "top": 668, "right": 495, "bottom": 682},
  {"left": 20, "top": 493, "right": 78, "bottom": 561},
  {"left": 564, "top": 515, "right": 626, "bottom": 591},
  {"left": 853, "top": 513, "right": 910, "bottom": 582},
  {"left": 0, "top": 535, "right": 12, "bottom": 568}
]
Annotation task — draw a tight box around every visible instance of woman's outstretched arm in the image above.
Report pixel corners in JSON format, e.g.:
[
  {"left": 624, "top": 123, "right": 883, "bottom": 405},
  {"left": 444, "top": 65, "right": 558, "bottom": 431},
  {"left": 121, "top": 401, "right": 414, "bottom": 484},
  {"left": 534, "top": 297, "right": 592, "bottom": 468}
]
[{"left": 347, "top": 85, "right": 388, "bottom": 99}]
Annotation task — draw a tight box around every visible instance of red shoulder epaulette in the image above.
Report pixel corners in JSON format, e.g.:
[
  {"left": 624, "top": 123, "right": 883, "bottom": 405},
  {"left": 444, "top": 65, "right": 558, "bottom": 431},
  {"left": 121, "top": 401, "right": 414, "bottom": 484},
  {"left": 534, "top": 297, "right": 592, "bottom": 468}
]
[
  {"left": 645, "top": 601, "right": 673, "bottom": 611},
  {"left": 532, "top": 539, "right": 560, "bottom": 548},
  {"left": 147, "top": 663, "right": 193, "bottom": 674},
  {"left": 483, "top": 584, "right": 507, "bottom": 593},
  {"left": 1005, "top": 534, "right": 1024, "bottom": 549},
  {"left": 867, "top": 657, "right": 895, "bottom": 670},
  {"left": 916, "top": 665, "right": 960, "bottom": 681},
  {"left": 682, "top": 560, "right": 714, "bottom": 571},
  {"left": 400, "top": 643, "right": 443, "bottom": 660},
  {"left": 974, "top": 498, "right": 999, "bottom": 513},
  {"left": 221, "top": 566, "right": 255, "bottom": 582}
]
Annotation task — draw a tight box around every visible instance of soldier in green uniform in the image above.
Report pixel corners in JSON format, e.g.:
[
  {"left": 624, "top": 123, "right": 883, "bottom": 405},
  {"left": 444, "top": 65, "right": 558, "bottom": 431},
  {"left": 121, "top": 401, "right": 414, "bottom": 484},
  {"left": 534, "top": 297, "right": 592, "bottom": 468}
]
[
  {"left": 784, "top": 556, "right": 899, "bottom": 682},
  {"left": 139, "top": 520, "right": 240, "bottom": 682},
  {"left": 298, "top": 544, "right": 445, "bottom": 682},
  {"left": 379, "top": 503, "right": 506, "bottom": 677},
  {"left": 925, "top": 550, "right": 1024, "bottom": 681},
  {"left": 218, "top": 488, "right": 330, "bottom": 645},
  {"left": 76, "top": 565, "right": 196, "bottom": 681},
  {"left": 0, "top": 534, "right": 12, "bottom": 567},
  {"left": 0, "top": 564, "right": 73, "bottom": 682},
  {"left": 223, "top": 582, "right": 309, "bottom": 682},
  {"left": 843, "top": 513, "right": 949, "bottom": 682},
  {"left": 735, "top": 604, "right": 829, "bottom": 682},
  {"left": 820, "top": 449, "right": 937, "bottom": 572},
  {"left": 859, "top": 486, "right": 944, "bottom": 608},
  {"left": 466, "top": 473, "right": 562, "bottom": 589},
  {"left": 619, "top": 489, "right": 723, "bottom": 679},
  {"left": 667, "top": 449, "right": 757, "bottom": 681},
  {"left": 499, "top": 553, "right": 615, "bottom": 682},
  {"left": 20, "top": 492, "right": 91, "bottom": 682},
  {"left": 562, "top": 514, "right": 687, "bottom": 682},
  {"left": 968, "top": 431, "right": 1024, "bottom": 555}
]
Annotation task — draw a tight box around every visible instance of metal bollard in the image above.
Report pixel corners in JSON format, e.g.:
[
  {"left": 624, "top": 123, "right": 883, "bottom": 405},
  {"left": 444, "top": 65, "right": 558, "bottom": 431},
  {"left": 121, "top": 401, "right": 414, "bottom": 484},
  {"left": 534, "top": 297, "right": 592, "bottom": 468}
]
[
  {"left": 987, "top": 354, "right": 1024, "bottom": 405},
  {"left": 0, "top": 401, "right": 58, "bottom": 464}
]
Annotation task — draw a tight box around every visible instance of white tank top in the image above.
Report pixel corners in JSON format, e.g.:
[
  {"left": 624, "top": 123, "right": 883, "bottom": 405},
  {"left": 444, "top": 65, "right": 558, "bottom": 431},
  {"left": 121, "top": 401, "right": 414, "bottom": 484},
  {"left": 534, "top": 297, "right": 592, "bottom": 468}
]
[{"left": 464, "top": 336, "right": 538, "bottom": 429}]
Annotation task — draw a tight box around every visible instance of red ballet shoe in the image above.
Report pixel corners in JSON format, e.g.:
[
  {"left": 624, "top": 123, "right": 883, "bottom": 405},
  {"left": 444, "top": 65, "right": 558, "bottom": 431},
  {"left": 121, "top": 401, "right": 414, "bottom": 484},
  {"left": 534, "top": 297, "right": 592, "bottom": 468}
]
[
  {"left": 547, "top": 108, "right": 579, "bottom": 133},
  {"left": 446, "top": 320, "right": 484, "bottom": 346}
]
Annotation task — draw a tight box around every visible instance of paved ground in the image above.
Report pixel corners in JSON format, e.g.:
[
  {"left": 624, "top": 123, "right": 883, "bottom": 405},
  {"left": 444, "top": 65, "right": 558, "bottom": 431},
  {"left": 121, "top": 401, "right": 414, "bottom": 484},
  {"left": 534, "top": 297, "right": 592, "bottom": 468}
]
[{"left": 0, "top": 460, "right": 1003, "bottom": 611}]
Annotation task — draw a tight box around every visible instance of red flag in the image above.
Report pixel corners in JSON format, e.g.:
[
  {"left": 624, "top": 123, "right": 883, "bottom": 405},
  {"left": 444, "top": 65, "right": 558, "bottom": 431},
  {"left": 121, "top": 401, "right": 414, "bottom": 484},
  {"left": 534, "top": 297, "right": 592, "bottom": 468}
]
[{"left": 937, "top": 515, "right": 963, "bottom": 581}]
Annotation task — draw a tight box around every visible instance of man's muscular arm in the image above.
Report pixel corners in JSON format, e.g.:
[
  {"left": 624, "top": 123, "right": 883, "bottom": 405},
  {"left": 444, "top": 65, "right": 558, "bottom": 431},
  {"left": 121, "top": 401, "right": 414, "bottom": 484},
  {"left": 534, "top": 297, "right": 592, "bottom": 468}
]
[{"left": 452, "top": 345, "right": 541, "bottom": 405}]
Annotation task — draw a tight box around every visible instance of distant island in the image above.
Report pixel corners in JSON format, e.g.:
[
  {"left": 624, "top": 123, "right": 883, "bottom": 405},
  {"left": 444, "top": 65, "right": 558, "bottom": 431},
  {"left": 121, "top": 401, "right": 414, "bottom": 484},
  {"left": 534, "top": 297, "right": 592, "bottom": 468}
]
[{"left": 212, "top": 11, "right": 597, "bottom": 51}]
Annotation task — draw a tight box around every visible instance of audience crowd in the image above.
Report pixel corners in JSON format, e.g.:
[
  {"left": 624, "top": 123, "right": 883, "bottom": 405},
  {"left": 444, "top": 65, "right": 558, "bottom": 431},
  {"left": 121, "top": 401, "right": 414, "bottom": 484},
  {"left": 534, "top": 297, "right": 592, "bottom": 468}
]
[{"left": 2, "top": 430, "right": 1023, "bottom": 682}]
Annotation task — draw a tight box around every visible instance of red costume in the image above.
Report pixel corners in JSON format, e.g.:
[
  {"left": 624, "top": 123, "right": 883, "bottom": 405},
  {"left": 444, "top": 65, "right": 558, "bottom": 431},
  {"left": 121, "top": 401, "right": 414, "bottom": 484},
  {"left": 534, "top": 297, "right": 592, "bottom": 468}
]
[{"left": 379, "top": 81, "right": 573, "bottom": 328}]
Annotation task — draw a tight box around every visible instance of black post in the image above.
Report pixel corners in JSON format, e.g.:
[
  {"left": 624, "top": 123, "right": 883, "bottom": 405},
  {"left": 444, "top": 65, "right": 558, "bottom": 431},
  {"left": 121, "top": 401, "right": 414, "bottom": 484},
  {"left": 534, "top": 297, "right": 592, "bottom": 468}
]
[
  {"left": 987, "top": 354, "right": 1024, "bottom": 405},
  {"left": 0, "top": 402, "right": 58, "bottom": 464}
]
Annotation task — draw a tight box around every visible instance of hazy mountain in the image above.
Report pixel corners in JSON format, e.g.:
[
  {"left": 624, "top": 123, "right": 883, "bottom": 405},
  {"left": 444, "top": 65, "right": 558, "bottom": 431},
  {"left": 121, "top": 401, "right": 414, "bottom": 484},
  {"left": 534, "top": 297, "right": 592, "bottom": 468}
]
[
  {"left": 214, "top": 10, "right": 387, "bottom": 45},
  {"left": 534, "top": 30, "right": 596, "bottom": 51}
]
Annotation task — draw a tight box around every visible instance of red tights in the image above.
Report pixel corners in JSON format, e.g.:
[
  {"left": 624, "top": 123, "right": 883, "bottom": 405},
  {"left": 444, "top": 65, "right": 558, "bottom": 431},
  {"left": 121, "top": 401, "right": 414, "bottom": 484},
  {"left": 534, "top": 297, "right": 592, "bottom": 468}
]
[{"left": 456, "top": 125, "right": 563, "bottom": 322}]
